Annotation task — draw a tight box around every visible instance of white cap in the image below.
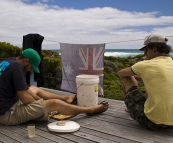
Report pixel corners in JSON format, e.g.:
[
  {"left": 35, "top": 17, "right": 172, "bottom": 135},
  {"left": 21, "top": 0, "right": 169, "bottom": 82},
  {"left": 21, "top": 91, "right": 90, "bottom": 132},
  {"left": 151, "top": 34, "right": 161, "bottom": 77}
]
[{"left": 139, "top": 33, "right": 167, "bottom": 51}]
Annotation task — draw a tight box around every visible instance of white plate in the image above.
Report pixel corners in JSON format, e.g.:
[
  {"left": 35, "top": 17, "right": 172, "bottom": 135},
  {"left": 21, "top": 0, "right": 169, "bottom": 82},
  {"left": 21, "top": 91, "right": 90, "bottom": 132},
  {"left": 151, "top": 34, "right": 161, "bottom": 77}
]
[{"left": 47, "top": 120, "right": 80, "bottom": 132}]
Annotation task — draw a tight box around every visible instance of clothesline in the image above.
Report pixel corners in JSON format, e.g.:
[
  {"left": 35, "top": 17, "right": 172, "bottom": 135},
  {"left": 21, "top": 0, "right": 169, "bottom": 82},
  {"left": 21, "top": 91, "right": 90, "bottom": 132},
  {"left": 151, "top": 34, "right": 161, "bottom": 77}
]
[{"left": 0, "top": 35, "right": 173, "bottom": 45}]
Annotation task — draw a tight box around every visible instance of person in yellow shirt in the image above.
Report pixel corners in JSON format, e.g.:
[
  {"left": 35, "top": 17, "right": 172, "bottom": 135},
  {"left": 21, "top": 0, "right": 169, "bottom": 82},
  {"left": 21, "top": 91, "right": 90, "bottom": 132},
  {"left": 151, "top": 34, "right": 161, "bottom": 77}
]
[{"left": 118, "top": 33, "right": 173, "bottom": 130}]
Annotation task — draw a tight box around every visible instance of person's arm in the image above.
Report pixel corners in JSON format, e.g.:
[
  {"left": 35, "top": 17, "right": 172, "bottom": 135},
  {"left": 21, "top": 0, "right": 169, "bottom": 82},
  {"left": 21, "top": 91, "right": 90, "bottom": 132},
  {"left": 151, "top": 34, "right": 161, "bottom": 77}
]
[
  {"left": 134, "top": 75, "right": 142, "bottom": 81},
  {"left": 117, "top": 67, "right": 135, "bottom": 79},
  {"left": 17, "top": 89, "right": 41, "bottom": 104}
]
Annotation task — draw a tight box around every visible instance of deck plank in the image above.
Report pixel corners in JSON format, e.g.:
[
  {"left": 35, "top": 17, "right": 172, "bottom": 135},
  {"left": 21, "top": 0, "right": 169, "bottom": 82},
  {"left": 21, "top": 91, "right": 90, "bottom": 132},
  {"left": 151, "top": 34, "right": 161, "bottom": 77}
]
[
  {"left": 0, "top": 133, "right": 19, "bottom": 143},
  {"left": 16, "top": 124, "right": 76, "bottom": 143},
  {"left": 0, "top": 88, "right": 173, "bottom": 143},
  {"left": 18, "top": 122, "right": 97, "bottom": 143},
  {"left": 0, "top": 125, "right": 37, "bottom": 143}
]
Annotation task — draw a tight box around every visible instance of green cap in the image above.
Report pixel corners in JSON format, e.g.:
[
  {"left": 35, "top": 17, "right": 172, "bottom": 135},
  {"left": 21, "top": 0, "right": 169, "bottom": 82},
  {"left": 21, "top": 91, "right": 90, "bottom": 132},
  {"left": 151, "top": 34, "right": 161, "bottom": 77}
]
[{"left": 22, "top": 48, "right": 41, "bottom": 73}]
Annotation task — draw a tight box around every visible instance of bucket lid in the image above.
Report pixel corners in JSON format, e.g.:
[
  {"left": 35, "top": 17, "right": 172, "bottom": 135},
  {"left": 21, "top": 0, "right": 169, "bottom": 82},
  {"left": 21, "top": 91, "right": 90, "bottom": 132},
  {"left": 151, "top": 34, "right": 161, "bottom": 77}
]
[
  {"left": 47, "top": 120, "right": 80, "bottom": 132},
  {"left": 76, "top": 75, "right": 99, "bottom": 79}
]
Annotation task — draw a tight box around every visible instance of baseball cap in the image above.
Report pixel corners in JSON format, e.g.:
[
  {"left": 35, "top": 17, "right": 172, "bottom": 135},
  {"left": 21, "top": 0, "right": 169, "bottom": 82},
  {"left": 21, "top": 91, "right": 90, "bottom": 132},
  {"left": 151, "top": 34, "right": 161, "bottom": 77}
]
[
  {"left": 22, "top": 48, "right": 41, "bottom": 73},
  {"left": 139, "top": 33, "right": 167, "bottom": 51}
]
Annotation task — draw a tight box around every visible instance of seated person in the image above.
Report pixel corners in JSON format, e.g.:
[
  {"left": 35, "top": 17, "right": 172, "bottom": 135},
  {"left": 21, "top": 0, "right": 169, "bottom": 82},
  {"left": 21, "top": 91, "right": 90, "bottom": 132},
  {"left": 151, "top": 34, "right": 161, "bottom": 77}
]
[
  {"left": 0, "top": 48, "right": 109, "bottom": 125},
  {"left": 118, "top": 33, "right": 173, "bottom": 130}
]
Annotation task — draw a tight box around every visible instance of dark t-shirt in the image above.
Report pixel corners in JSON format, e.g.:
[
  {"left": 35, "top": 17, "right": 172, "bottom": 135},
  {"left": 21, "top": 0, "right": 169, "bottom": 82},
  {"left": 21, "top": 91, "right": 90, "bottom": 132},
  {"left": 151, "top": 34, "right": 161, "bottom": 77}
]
[{"left": 0, "top": 58, "right": 28, "bottom": 115}]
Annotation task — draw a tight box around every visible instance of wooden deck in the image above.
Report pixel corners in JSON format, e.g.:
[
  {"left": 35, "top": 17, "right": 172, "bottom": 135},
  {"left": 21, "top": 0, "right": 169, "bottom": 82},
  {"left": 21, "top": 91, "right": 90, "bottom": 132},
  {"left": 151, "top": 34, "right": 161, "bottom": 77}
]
[{"left": 0, "top": 87, "right": 173, "bottom": 143}]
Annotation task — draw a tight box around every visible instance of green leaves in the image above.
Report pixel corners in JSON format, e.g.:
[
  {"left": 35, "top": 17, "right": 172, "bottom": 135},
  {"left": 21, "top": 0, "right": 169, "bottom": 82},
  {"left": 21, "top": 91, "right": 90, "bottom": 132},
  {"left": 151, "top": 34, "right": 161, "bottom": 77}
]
[
  {"left": 0, "top": 42, "right": 22, "bottom": 59},
  {"left": 0, "top": 42, "right": 148, "bottom": 101}
]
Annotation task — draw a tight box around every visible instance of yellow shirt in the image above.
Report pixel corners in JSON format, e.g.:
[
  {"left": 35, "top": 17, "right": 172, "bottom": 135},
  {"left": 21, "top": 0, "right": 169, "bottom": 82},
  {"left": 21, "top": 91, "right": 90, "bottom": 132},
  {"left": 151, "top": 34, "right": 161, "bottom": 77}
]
[{"left": 132, "top": 56, "right": 173, "bottom": 125}]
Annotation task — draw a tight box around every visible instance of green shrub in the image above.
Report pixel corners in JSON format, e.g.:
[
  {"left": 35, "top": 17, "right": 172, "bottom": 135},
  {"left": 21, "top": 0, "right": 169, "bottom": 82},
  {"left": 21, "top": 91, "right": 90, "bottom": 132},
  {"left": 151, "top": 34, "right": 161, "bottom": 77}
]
[
  {"left": 0, "top": 42, "right": 153, "bottom": 101},
  {"left": 0, "top": 42, "right": 22, "bottom": 59}
]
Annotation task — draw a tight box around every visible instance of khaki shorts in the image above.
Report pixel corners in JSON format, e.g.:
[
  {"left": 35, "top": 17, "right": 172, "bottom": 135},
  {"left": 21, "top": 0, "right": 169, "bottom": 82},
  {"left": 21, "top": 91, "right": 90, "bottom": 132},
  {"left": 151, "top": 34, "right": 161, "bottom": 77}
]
[{"left": 0, "top": 99, "right": 48, "bottom": 126}]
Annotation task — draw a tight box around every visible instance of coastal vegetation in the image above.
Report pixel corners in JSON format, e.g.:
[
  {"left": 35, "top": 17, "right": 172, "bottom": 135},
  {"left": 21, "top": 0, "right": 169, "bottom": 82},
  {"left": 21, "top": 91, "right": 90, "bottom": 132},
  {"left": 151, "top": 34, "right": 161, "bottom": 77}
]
[{"left": 0, "top": 42, "right": 147, "bottom": 101}]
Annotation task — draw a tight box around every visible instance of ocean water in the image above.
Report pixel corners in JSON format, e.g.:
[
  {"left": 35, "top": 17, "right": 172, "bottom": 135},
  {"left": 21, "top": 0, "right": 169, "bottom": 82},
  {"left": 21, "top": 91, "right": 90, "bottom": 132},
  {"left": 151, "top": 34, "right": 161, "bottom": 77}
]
[
  {"left": 104, "top": 49, "right": 143, "bottom": 57},
  {"left": 51, "top": 49, "right": 173, "bottom": 58}
]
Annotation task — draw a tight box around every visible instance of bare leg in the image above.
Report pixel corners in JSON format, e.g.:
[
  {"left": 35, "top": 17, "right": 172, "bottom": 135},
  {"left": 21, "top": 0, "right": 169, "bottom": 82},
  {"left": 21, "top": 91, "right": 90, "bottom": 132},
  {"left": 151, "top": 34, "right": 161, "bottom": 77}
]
[
  {"left": 29, "top": 86, "right": 109, "bottom": 115},
  {"left": 29, "top": 86, "right": 75, "bottom": 104},
  {"left": 44, "top": 99, "right": 109, "bottom": 115},
  {"left": 121, "top": 76, "right": 138, "bottom": 112},
  {"left": 121, "top": 76, "right": 138, "bottom": 92}
]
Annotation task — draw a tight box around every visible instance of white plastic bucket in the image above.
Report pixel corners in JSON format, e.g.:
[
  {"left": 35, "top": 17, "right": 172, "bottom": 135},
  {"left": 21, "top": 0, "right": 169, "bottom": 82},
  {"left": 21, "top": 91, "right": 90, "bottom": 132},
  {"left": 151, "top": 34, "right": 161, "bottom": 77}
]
[{"left": 76, "top": 75, "right": 99, "bottom": 107}]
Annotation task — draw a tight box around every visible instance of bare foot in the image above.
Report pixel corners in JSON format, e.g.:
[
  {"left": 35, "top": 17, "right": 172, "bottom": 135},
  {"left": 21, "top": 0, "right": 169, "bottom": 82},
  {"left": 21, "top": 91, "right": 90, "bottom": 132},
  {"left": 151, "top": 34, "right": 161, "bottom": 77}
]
[
  {"left": 125, "top": 107, "right": 129, "bottom": 113},
  {"left": 87, "top": 101, "right": 109, "bottom": 115},
  {"left": 66, "top": 95, "right": 77, "bottom": 104}
]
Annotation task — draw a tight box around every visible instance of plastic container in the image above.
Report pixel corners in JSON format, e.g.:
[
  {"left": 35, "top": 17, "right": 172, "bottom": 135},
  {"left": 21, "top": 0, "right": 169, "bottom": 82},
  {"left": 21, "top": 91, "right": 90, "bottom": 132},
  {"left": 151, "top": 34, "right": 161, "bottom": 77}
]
[{"left": 76, "top": 75, "right": 99, "bottom": 107}]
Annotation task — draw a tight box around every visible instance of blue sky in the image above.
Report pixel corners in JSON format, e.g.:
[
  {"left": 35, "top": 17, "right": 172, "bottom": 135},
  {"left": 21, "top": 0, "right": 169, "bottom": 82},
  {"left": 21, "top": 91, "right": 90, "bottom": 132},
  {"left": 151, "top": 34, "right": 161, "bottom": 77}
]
[
  {"left": 26, "top": 0, "right": 173, "bottom": 15},
  {"left": 0, "top": 0, "right": 173, "bottom": 49}
]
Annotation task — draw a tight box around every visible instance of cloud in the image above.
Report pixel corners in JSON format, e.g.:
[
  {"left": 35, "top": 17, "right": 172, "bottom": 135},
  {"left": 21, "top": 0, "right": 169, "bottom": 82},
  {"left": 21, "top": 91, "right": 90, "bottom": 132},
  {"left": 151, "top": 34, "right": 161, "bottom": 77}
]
[{"left": 0, "top": 0, "right": 173, "bottom": 49}]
